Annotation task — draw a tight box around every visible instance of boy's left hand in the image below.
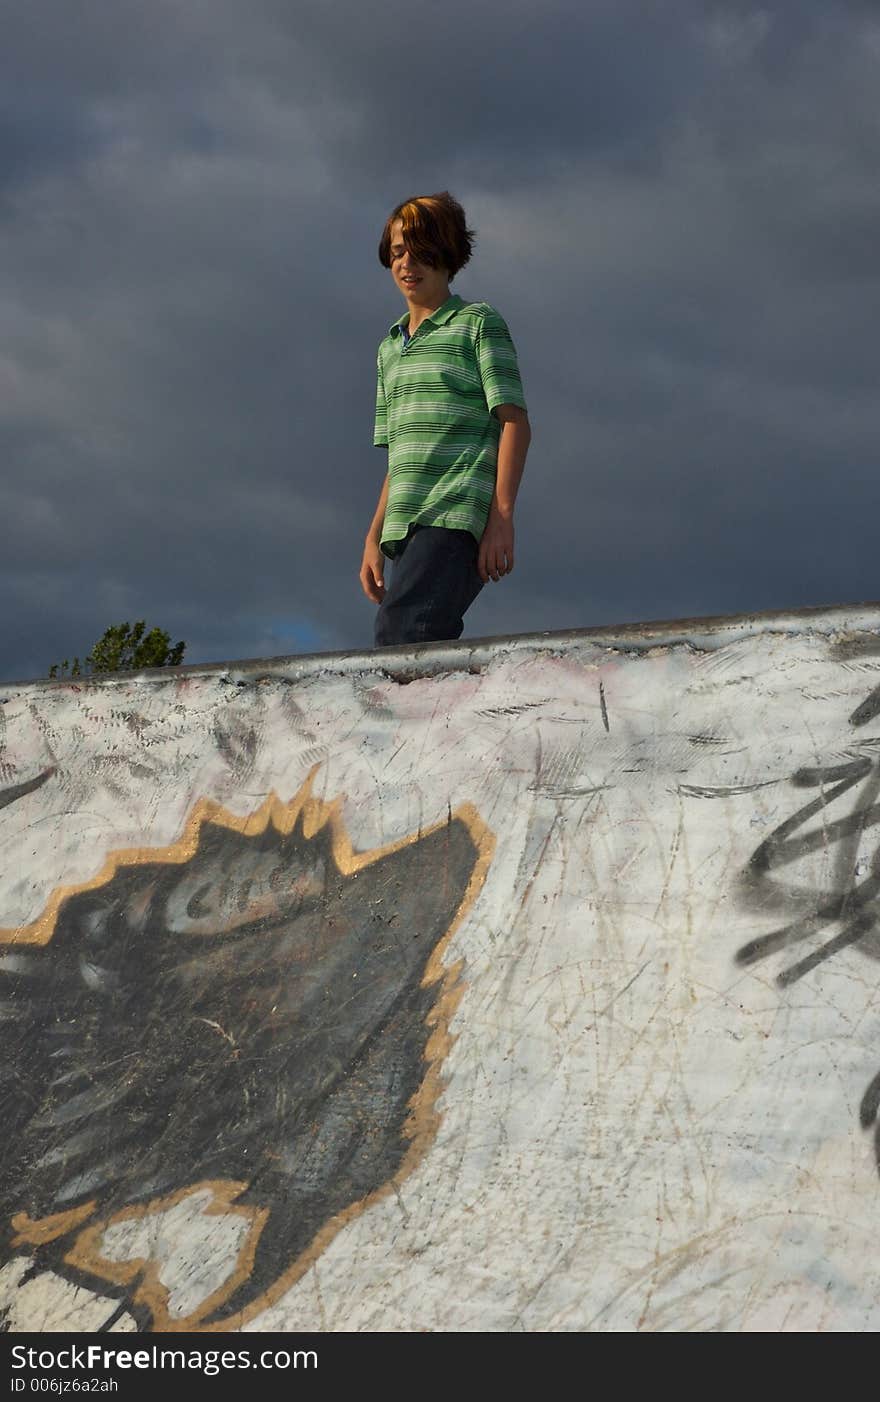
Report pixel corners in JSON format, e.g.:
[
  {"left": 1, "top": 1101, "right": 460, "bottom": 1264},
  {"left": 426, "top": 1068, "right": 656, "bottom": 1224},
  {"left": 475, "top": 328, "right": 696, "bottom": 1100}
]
[{"left": 478, "top": 512, "right": 514, "bottom": 583}]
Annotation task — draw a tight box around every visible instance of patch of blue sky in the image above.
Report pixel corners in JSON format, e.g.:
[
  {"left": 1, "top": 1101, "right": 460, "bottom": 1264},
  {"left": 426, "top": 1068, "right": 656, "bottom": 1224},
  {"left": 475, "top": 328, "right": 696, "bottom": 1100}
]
[{"left": 260, "top": 618, "right": 324, "bottom": 654}]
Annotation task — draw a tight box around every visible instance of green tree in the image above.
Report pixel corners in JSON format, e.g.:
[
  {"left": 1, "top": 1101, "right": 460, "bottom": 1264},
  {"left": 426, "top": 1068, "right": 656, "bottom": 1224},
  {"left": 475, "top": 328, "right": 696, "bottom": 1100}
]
[{"left": 49, "top": 621, "right": 186, "bottom": 679}]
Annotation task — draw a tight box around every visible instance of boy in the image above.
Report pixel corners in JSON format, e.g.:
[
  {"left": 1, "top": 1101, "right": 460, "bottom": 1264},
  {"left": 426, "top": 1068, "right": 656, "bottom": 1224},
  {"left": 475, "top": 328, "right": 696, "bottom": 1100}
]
[{"left": 360, "top": 192, "right": 531, "bottom": 647}]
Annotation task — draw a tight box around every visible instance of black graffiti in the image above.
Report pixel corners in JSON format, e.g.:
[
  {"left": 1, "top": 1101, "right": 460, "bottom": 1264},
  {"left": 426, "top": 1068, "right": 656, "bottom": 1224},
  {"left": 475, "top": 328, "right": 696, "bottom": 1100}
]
[
  {"left": 737, "top": 682, "right": 880, "bottom": 1170},
  {"left": 0, "top": 800, "right": 482, "bottom": 1329},
  {"left": 737, "top": 756, "right": 880, "bottom": 981},
  {"left": 0, "top": 767, "right": 55, "bottom": 812}
]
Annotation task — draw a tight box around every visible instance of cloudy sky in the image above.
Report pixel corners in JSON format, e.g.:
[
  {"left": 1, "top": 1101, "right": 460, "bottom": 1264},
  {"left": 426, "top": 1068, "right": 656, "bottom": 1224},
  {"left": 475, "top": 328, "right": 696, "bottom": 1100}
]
[{"left": 3, "top": 1, "right": 879, "bottom": 681}]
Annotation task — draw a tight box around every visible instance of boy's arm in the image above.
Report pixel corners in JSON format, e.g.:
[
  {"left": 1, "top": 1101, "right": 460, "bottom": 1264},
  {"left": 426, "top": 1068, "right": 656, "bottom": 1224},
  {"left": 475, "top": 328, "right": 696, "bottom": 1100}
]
[
  {"left": 360, "top": 473, "right": 389, "bottom": 603},
  {"left": 478, "top": 405, "right": 532, "bottom": 584}
]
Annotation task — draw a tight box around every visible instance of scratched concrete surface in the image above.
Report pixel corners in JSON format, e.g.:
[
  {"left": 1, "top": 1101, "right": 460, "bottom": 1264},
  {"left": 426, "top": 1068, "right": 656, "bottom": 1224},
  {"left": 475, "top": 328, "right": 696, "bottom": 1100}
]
[{"left": 2, "top": 603, "right": 880, "bottom": 1332}]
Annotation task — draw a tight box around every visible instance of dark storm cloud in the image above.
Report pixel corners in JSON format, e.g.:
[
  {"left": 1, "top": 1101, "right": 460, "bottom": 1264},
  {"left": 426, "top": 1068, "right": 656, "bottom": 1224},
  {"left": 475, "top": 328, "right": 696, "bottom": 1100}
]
[
  {"left": 2, "top": 1, "right": 880, "bottom": 681},
  {"left": 250, "top": 0, "right": 711, "bottom": 182},
  {"left": 0, "top": 90, "right": 100, "bottom": 194}
]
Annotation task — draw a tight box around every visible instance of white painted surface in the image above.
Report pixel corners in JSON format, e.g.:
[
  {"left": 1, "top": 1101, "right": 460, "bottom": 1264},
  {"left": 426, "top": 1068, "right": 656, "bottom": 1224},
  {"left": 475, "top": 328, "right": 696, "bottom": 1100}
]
[{"left": 2, "top": 608, "right": 879, "bottom": 1331}]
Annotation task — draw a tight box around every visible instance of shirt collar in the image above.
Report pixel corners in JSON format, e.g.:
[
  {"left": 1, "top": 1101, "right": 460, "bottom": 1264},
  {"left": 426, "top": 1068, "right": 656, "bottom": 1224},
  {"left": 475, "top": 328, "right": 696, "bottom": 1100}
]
[{"left": 388, "top": 293, "right": 464, "bottom": 337}]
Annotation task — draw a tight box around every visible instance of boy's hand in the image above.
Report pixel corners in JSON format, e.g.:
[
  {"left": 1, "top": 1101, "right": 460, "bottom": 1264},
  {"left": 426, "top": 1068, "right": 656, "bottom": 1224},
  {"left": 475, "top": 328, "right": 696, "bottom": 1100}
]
[
  {"left": 478, "top": 511, "right": 514, "bottom": 583},
  {"left": 360, "top": 540, "right": 386, "bottom": 603}
]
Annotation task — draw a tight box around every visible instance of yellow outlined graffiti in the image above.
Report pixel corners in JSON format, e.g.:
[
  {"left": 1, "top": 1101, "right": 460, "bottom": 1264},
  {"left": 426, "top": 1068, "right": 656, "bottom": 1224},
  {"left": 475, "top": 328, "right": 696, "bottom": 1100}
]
[{"left": 1, "top": 767, "right": 495, "bottom": 1331}]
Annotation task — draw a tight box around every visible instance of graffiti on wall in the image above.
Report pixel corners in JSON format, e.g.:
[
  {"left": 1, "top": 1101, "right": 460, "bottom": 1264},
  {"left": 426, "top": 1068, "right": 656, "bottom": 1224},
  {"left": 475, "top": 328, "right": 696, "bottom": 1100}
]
[
  {"left": 736, "top": 677, "right": 880, "bottom": 1170},
  {"left": 0, "top": 770, "right": 493, "bottom": 1330}
]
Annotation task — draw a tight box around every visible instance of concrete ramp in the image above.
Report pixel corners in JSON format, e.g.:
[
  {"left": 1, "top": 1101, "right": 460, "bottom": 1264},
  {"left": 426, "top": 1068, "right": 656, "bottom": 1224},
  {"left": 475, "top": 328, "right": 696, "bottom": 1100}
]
[{"left": 1, "top": 603, "right": 879, "bottom": 1332}]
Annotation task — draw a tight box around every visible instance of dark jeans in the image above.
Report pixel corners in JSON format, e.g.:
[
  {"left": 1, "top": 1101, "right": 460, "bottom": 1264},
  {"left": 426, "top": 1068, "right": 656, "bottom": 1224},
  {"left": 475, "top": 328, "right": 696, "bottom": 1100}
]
[{"left": 375, "top": 525, "right": 484, "bottom": 648}]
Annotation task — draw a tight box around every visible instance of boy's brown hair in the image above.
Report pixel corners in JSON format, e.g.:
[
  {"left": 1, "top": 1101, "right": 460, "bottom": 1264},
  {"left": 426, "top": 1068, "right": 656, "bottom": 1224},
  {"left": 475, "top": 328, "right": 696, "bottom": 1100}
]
[{"left": 378, "top": 191, "right": 475, "bottom": 279}]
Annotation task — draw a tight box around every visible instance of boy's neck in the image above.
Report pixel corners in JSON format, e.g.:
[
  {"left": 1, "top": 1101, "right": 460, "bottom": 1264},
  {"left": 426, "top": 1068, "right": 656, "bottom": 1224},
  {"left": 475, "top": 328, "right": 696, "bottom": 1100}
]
[{"left": 404, "top": 283, "right": 451, "bottom": 336}]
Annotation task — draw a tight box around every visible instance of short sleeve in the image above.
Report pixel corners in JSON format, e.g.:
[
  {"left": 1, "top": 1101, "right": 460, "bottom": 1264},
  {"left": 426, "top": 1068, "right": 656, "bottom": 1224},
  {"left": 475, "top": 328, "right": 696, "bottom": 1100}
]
[
  {"left": 476, "top": 308, "right": 527, "bottom": 414},
  {"left": 373, "top": 354, "right": 388, "bottom": 447}
]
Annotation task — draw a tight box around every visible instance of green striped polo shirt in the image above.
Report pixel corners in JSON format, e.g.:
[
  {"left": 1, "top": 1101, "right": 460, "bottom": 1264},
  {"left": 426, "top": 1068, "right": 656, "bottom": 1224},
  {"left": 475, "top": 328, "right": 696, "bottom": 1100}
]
[{"left": 373, "top": 294, "right": 527, "bottom": 557}]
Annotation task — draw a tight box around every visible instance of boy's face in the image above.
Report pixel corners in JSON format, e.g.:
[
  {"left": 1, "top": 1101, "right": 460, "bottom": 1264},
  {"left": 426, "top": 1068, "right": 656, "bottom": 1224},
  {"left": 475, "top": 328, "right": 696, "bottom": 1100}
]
[{"left": 389, "top": 219, "right": 450, "bottom": 307}]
